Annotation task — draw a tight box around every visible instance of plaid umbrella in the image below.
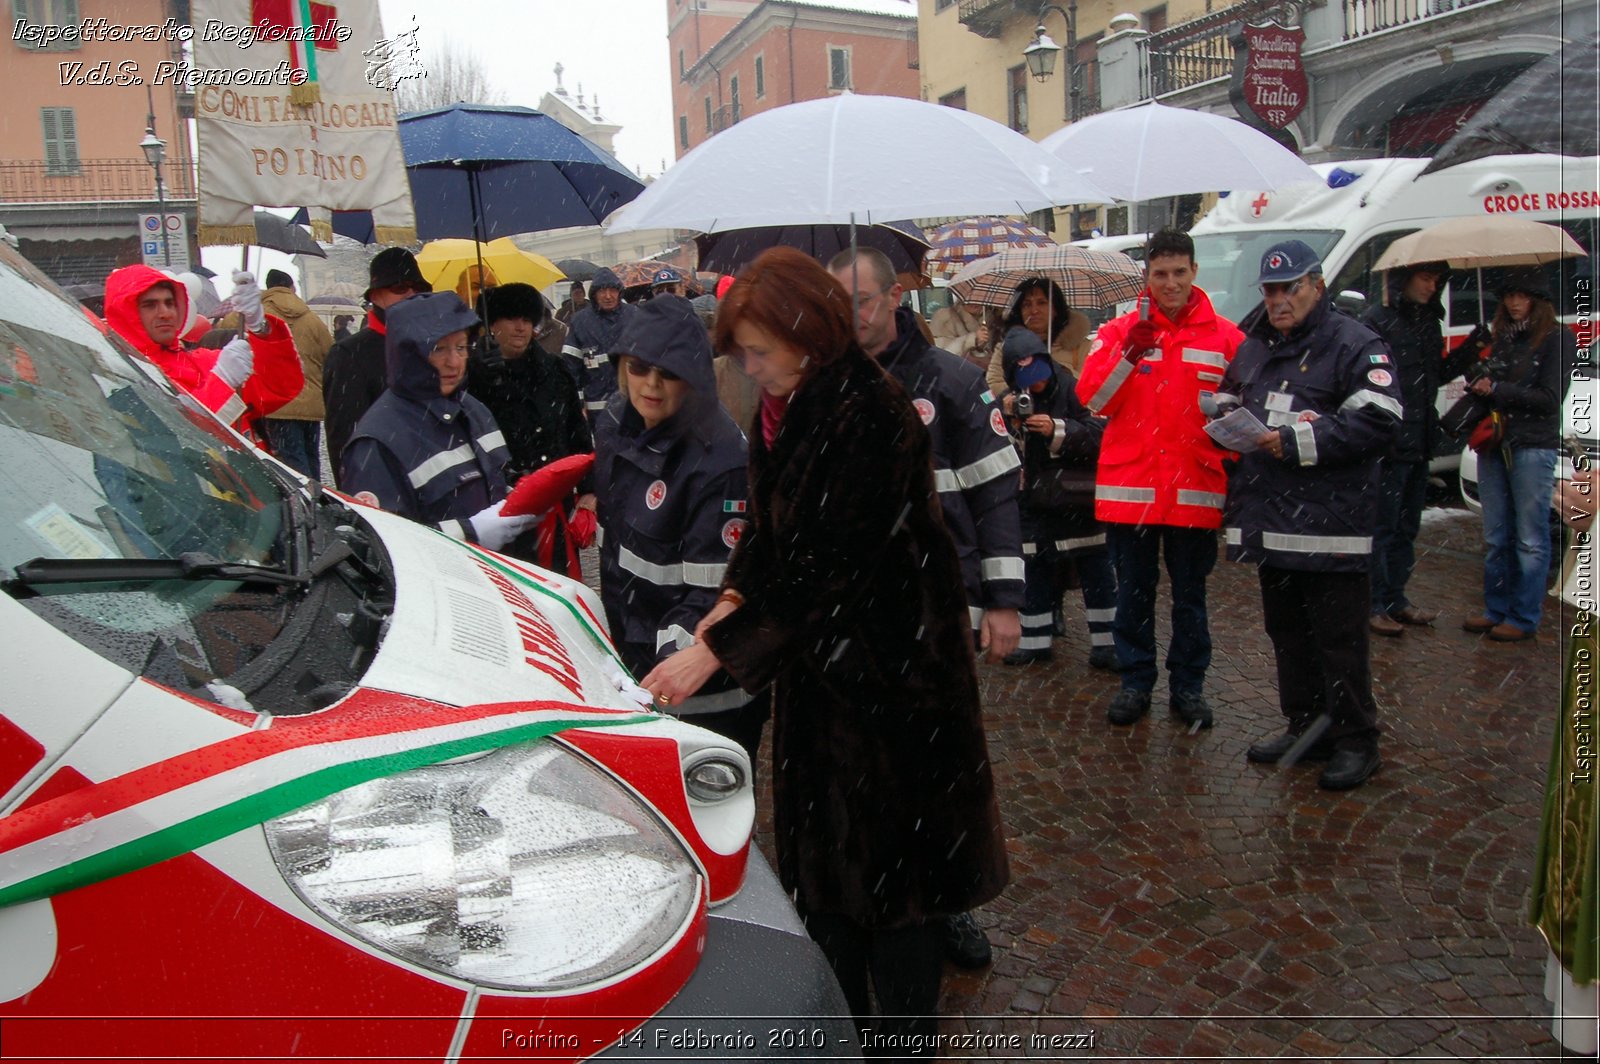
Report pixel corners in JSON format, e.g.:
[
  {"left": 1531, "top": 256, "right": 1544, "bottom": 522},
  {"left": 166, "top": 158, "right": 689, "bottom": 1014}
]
[
  {"left": 611, "top": 260, "right": 663, "bottom": 289},
  {"left": 948, "top": 246, "right": 1145, "bottom": 310},
  {"left": 925, "top": 216, "right": 1056, "bottom": 279}
]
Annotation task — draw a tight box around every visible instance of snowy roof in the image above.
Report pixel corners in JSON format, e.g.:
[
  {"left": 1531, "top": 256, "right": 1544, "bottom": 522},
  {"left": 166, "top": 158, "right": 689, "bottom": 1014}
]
[{"left": 790, "top": 0, "right": 917, "bottom": 19}]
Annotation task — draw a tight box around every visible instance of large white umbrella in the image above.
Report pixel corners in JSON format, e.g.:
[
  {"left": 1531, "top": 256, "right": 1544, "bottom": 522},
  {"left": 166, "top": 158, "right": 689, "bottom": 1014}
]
[
  {"left": 1039, "top": 102, "right": 1321, "bottom": 203},
  {"left": 604, "top": 94, "right": 1110, "bottom": 235}
]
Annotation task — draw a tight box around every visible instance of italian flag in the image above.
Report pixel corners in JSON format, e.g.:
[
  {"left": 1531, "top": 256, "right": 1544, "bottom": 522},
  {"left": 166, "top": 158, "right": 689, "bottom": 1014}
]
[{"left": 0, "top": 697, "right": 654, "bottom": 909}]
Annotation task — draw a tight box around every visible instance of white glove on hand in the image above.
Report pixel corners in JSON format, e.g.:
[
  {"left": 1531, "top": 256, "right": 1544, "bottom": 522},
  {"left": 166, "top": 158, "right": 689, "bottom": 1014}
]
[
  {"left": 213, "top": 337, "right": 254, "bottom": 389},
  {"left": 230, "top": 271, "right": 266, "bottom": 332},
  {"left": 467, "top": 500, "right": 539, "bottom": 552}
]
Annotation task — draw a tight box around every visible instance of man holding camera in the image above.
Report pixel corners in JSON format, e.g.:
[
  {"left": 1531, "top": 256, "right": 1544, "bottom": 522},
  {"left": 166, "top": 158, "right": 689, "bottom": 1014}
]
[{"left": 1076, "top": 229, "right": 1244, "bottom": 730}]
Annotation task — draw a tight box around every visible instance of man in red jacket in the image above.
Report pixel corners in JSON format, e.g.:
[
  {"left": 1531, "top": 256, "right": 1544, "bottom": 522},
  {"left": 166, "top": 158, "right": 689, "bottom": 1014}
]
[
  {"left": 104, "top": 265, "right": 302, "bottom": 436},
  {"left": 1076, "top": 229, "right": 1244, "bottom": 730}
]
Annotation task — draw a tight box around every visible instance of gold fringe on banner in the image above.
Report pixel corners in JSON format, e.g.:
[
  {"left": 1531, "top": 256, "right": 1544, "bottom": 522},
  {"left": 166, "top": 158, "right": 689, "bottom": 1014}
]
[
  {"left": 374, "top": 226, "right": 419, "bottom": 247},
  {"left": 310, "top": 220, "right": 333, "bottom": 243},
  {"left": 290, "top": 82, "right": 321, "bottom": 108},
  {"left": 198, "top": 224, "right": 260, "bottom": 247}
]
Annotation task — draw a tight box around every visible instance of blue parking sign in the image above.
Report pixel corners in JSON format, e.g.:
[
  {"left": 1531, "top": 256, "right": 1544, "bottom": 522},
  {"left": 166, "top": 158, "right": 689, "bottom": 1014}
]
[{"left": 143, "top": 241, "right": 160, "bottom": 256}]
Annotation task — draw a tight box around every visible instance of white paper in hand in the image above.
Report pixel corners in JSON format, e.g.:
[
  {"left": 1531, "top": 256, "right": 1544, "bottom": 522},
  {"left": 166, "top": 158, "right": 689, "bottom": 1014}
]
[{"left": 1204, "top": 407, "right": 1271, "bottom": 452}]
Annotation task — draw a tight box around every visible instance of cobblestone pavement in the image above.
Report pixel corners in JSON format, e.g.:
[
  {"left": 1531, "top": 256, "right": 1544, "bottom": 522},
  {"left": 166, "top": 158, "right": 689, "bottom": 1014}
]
[{"left": 763, "top": 503, "right": 1582, "bottom": 1061}]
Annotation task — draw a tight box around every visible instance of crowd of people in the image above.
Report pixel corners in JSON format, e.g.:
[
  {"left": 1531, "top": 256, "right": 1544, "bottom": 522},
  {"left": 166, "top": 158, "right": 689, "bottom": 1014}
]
[{"left": 92, "top": 225, "right": 1582, "bottom": 1054}]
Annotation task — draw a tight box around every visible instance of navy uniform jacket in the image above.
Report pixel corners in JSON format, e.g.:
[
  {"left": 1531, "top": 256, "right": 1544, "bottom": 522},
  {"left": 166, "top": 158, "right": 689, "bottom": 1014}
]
[
  {"left": 341, "top": 294, "right": 511, "bottom": 543},
  {"left": 563, "top": 297, "right": 638, "bottom": 418},
  {"left": 879, "top": 307, "right": 1024, "bottom": 621},
  {"left": 1018, "top": 361, "right": 1105, "bottom": 552},
  {"left": 593, "top": 295, "right": 751, "bottom": 715},
  {"left": 1221, "top": 297, "right": 1402, "bottom": 573}
]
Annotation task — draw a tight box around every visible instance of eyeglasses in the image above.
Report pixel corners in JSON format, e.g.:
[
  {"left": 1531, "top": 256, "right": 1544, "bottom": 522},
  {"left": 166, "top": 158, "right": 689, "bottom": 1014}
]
[
  {"left": 1259, "top": 278, "right": 1311, "bottom": 299},
  {"left": 623, "top": 358, "right": 681, "bottom": 382}
]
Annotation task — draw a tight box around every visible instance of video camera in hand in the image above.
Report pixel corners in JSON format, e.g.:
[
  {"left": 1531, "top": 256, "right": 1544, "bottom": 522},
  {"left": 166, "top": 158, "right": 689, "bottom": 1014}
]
[{"left": 1013, "top": 393, "right": 1034, "bottom": 419}]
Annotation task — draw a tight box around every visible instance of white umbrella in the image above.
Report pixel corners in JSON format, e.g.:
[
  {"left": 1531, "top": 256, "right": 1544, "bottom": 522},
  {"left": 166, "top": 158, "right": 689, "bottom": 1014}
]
[
  {"left": 604, "top": 94, "right": 1110, "bottom": 235},
  {"left": 1038, "top": 102, "right": 1321, "bottom": 203}
]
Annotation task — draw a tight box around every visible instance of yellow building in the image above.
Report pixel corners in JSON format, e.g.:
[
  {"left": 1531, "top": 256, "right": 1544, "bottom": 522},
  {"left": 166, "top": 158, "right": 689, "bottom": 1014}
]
[{"left": 917, "top": 1, "right": 1215, "bottom": 239}]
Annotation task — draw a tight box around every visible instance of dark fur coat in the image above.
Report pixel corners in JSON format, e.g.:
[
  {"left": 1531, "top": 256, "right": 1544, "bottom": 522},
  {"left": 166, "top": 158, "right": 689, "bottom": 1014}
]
[{"left": 703, "top": 347, "right": 1009, "bottom": 928}]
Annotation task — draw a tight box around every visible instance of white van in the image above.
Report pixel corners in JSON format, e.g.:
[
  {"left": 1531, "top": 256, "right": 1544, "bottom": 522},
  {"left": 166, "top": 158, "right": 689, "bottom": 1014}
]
[{"left": 1189, "top": 153, "right": 1598, "bottom": 470}]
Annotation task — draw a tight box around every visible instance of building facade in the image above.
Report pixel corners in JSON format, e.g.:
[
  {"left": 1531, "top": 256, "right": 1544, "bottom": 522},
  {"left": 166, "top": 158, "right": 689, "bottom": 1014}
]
[
  {"left": 669, "top": 0, "right": 922, "bottom": 157},
  {"left": 919, "top": 0, "right": 1595, "bottom": 238},
  {"left": 0, "top": 0, "right": 196, "bottom": 285}
]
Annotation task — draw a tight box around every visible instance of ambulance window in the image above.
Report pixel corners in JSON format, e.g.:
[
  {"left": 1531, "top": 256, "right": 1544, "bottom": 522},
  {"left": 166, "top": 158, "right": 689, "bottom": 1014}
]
[{"left": 1327, "top": 230, "right": 1417, "bottom": 315}]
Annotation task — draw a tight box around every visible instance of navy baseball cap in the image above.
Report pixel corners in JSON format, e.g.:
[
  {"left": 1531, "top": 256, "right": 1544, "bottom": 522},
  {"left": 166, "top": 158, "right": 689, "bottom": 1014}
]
[
  {"left": 1013, "top": 356, "right": 1053, "bottom": 390},
  {"left": 1255, "top": 240, "right": 1323, "bottom": 285},
  {"left": 650, "top": 266, "right": 683, "bottom": 288}
]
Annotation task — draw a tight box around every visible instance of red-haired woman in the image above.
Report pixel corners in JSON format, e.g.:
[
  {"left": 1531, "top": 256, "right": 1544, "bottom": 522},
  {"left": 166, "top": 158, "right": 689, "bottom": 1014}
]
[{"left": 641, "top": 247, "right": 1008, "bottom": 1051}]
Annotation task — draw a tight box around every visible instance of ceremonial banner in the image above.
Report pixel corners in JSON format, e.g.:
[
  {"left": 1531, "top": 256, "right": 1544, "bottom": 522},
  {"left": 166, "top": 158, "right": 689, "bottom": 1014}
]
[{"left": 193, "top": 0, "right": 416, "bottom": 246}]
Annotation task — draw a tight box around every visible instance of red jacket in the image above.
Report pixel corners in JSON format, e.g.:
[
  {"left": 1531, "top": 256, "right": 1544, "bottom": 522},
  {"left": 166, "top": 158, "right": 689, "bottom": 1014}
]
[
  {"left": 104, "top": 265, "right": 302, "bottom": 430},
  {"left": 1075, "top": 287, "right": 1244, "bottom": 529}
]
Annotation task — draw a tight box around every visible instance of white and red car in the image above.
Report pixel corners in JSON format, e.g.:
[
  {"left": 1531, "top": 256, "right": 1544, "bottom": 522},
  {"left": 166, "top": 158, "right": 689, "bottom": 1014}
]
[{"left": 0, "top": 243, "right": 856, "bottom": 1061}]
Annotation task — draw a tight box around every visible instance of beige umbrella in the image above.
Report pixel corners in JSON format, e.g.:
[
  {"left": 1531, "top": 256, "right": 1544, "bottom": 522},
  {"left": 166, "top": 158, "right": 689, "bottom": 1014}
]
[
  {"left": 1374, "top": 216, "right": 1585, "bottom": 321},
  {"left": 1374, "top": 216, "right": 1584, "bottom": 271}
]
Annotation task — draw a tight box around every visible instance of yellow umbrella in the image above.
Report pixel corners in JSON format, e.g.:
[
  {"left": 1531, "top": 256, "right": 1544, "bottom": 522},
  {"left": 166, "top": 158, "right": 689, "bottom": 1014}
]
[{"left": 414, "top": 238, "right": 565, "bottom": 293}]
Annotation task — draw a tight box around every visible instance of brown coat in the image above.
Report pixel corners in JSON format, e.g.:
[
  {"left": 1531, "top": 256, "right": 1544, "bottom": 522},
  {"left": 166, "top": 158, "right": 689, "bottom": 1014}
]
[{"left": 703, "top": 348, "right": 1009, "bottom": 928}]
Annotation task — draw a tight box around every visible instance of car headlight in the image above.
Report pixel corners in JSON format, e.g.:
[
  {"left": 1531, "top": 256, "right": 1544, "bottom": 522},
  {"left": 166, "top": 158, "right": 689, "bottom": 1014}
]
[{"left": 264, "top": 740, "right": 701, "bottom": 992}]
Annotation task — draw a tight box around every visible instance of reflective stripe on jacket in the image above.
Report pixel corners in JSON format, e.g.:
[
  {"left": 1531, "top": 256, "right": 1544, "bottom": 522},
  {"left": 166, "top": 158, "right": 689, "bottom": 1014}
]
[
  {"left": 1076, "top": 288, "right": 1243, "bottom": 529},
  {"left": 1221, "top": 298, "right": 1402, "bottom": 573}
]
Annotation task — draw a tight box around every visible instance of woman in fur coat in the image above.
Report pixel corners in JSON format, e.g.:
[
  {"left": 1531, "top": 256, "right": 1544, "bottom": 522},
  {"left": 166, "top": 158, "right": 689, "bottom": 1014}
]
[{"left": 641, "top": 247, "right": 1008, "bottom": 1054}]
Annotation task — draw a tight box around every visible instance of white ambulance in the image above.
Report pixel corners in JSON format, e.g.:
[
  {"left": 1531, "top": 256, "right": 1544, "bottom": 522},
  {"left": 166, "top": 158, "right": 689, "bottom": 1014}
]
[
  {"left": 0, "top": 244, "right": 858, "bottom": 1061},
  {"left": 1188, "top": 152, "right": 1598, "bottom": 334},
  {"left": 1189, "top": 153, "right": 1598, "bottom": 471}
]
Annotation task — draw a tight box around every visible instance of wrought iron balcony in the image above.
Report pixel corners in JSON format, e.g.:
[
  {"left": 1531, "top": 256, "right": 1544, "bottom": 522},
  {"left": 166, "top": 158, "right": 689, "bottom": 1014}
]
[
  {"left": 958, "top": 0, "right": 1024, "bottom": 40},
  {"left": 0, "top": 159, "right": 197, "bottom": 204},
  {"left": 1142, "top": 0, "right": 1282, "bottom": 98}
]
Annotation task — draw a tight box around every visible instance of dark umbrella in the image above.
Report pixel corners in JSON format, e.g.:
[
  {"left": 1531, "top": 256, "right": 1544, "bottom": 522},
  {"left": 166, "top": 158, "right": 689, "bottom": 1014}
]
[
  {"left": 252, "top": 210, "right": 327, "bottom": 257},
  {"left": 398, "top": 104, "right": 646, "bottom": 242},
  {"left": 694, "top": 221, "right": 929, "bottom": 275},
  {"left": 555, "top": 258, "right": 603, "bottom": 282},
  {"left": 1421, "top": 34, "right": 1599, "bottom": 175}
]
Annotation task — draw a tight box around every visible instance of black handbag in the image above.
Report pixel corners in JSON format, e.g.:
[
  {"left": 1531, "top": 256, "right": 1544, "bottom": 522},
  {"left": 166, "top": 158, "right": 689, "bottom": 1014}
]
[{"left": 1440, "top": 391, "right": 1491, "bottom": 437}]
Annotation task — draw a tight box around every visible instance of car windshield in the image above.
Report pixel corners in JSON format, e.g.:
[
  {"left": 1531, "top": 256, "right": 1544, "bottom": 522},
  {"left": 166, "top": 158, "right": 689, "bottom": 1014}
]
[
  {"left": 1191, "top": 229, "right": 1345, "bottom": 324},
  {"left": 0, "top": 245, "right": 295, "bottom": 677}
]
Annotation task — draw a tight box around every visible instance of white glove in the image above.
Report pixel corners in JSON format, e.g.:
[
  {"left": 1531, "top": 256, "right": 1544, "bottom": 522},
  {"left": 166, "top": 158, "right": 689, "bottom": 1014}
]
[
  {"left": 230, "top": 270, "right": 266, "bottom": 332},
  {"left": 467, "top": 500, "right": 539, "bottom": 552},
  {"left": 213, "top": 337, "right": 254, "bottom": 389}
]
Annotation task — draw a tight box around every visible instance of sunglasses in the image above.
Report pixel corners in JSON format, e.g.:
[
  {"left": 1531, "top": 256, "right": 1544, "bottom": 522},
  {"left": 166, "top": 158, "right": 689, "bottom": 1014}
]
[{"left": 623, "top": 357, "right": 681, "bottom": 382}]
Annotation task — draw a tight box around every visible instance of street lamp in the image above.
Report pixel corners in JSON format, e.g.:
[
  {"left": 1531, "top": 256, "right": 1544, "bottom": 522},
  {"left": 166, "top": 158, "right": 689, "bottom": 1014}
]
[
  {"left": 1023, "top": 2, "right": 1079, "bottom": 122},
  {"left": 139, "top": 126, "right": 170, "bottom": 266}
]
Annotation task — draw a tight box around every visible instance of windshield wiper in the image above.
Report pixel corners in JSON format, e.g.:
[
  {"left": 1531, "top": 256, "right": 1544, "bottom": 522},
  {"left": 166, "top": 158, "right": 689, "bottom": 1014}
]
[{"left": 4, "top": 552, "right": 310, "bottom": 592}]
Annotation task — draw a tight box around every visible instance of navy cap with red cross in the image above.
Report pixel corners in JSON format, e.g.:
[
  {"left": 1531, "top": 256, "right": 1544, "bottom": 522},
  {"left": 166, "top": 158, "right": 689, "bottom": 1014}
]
[{"left": 1254, "top": 240, "right": 1323, "bottom": 285}]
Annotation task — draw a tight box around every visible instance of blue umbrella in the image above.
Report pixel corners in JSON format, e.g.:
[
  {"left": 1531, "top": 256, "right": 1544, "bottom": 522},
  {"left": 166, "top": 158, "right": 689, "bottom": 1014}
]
[{"left": 398, "top": 104, "right": 646, "bottom": 241}]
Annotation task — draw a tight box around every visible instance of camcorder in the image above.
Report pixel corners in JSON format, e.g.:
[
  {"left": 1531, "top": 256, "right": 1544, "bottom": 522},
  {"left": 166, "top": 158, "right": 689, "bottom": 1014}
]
[{"left": 1013, "top": 393, "right": 1035, "bottom": 419}]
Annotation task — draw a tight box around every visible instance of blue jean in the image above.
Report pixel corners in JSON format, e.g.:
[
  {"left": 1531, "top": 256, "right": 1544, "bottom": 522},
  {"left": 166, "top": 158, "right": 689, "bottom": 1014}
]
[
  {"left": 263, "top": 418, "right": 322, "bottom": 481},
  {"left": 1476, "top": 446, "right": 1556, "bottom": 630},
  {"left": 1106, "top": 524, "right": 1216, "bottom": 695}
]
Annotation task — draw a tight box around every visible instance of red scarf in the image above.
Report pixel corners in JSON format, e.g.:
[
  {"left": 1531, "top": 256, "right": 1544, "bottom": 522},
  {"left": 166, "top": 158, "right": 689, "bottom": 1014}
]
[{"left": 760, "top": 391, "right": 789, "bottom": 449}]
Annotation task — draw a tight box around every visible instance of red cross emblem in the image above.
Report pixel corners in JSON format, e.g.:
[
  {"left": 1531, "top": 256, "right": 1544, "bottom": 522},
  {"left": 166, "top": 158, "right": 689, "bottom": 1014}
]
[
  {"left": 1251, "top": 193, "right": 1271, "bottom": 217},
  {"left": 1267, "top": 253, "right": 1285, "bottom": 269},
  {"left": 721, "top": 519, "right": 745, "bottom": 549},
  {"left": 645, "top": 480, "right": 667, "bottom": 510}
]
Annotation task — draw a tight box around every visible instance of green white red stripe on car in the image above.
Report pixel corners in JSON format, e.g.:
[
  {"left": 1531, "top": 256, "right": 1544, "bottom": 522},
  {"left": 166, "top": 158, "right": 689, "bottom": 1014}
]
[{"left": 0, "top": 693, "right": 653, "bottom": 909}]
